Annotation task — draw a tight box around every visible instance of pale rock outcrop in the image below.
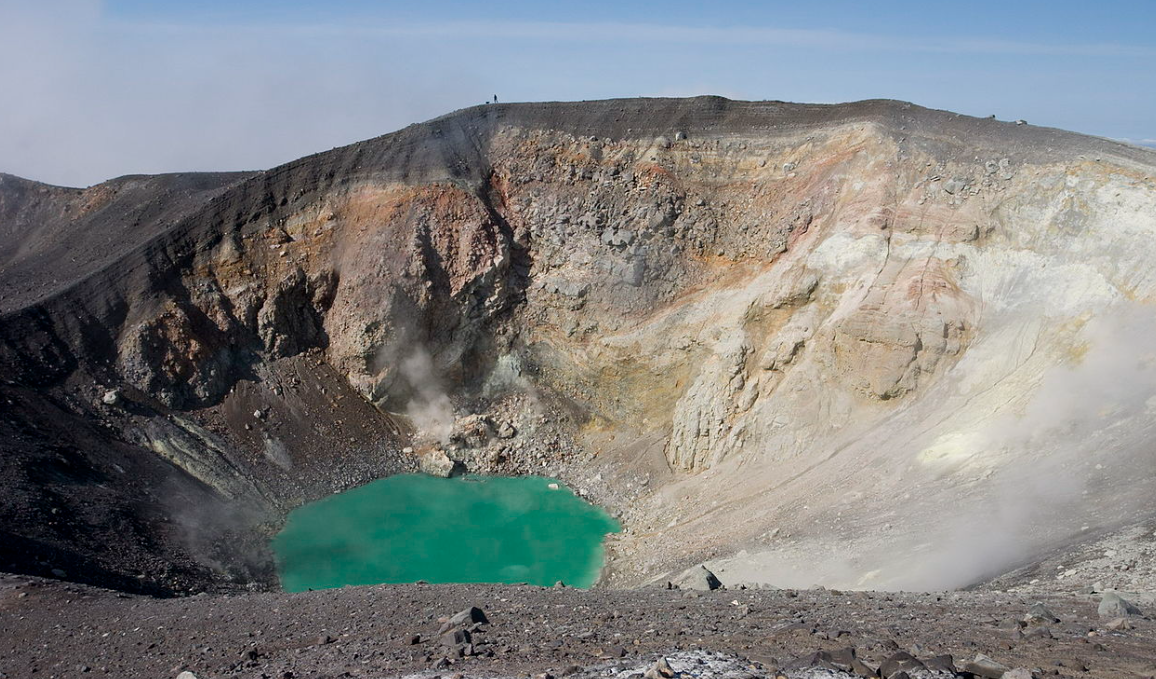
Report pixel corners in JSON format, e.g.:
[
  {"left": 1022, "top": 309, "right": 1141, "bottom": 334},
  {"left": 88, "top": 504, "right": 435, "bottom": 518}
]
[
  {"left": 419, "top": 449, "right": 457, "bottom": 478},
  {"left": 667, "top": 336, "right": 752, "bottom": 472}
]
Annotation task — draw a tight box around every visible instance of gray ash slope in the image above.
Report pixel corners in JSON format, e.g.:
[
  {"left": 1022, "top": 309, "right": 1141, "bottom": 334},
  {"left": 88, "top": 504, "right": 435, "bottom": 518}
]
[{"left": 2, "top": 96, "right": 1156, "bottom": 600}]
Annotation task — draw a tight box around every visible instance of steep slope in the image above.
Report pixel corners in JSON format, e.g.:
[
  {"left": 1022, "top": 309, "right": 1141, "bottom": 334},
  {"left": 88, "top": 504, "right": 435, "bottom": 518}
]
[
  {"left": 2, "top": 97, "right": 1156, "bottom": 595},
  {"left": 0, "top": 171, "right": 253, "bottom": 312}
]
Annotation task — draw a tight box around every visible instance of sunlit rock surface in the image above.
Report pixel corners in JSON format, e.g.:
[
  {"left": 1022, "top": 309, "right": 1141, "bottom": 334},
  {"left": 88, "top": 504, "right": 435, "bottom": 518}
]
[{"left": 2, "top": 97, "right": 1156, "bottom": 594}]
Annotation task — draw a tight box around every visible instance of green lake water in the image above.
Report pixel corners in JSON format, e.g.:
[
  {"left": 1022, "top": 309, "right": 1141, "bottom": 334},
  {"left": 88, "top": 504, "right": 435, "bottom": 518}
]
[{"left": 272, "top": 474, "right": 621, "bottom": 592}]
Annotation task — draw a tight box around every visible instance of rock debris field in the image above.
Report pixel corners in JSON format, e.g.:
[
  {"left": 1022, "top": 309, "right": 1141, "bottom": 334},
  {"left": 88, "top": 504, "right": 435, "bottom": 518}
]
[{"left": 2, "top": 575, "right": 1155, "bottom": 679}]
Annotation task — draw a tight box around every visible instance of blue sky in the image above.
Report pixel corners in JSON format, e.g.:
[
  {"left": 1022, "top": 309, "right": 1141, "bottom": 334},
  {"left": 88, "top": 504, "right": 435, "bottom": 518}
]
[{"left": 2, "top": 0, "right": 1154, "bottom": 186}]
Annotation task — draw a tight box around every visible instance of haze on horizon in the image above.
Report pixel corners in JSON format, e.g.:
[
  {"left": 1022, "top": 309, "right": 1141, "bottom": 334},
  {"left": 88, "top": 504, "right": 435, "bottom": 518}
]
[{"left": 1, "top": 0, "right": 1154, "bottom": 188}]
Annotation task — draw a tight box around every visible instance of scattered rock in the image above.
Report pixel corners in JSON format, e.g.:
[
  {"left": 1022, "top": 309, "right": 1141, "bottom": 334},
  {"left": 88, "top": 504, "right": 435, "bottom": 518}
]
[
  {"left": 825, "top": 647, "right": 856, "bottom": 670},
  {"left": 943, "top": 177, "right": 969, "bottom": 195},
  {"left": 962, "top": 653, "right": 1011, "bottom": 679},
  {"left": 851, "top": 657, "right": 878, "bottom": 677},
  {"left": 600, "top": 227, "right": 635, "bottom": 247},
  {"left": 1024, "top": 602, "right": 1059, "bottom": 625},
  {"left": 101, "top": 389, "right": 122, "bottom": 406},
  {"left": 1098, "top": 591, "right": 1142, "bottom": 618},
  {"left": 440, "top": 629, "right": 471, "bottom": 647},
  {"left": 924, "top": 654, "right": 956, "bottom": 672},
  {"left": 879, "top": 650, "right": 924, "bottom": 678},
  {"left": 440, "top": 606, "right": 488, "bottom": 632},
  {"left": 1105, "top": 617, "right": 1130, "bottom": 631},
  {"left": 643, "top": 657, "right": 677, "bottom": 679},
  {"left": 446, "top": 606, "right": 487, "bottom": 629},
  {"left": 420, "top": 449, "right": 457, "bottom": 478},
  {"left": 672, "top": 565, "right": 722, "bottom": 591},
  {"left": 451, "top": 414, "right": 494, "bottom": 448}
]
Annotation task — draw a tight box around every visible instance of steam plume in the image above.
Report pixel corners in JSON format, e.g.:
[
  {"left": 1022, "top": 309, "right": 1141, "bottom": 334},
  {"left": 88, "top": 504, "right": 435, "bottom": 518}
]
[{"left": 400, "top": 347, "right": 455, "bottom": 443}]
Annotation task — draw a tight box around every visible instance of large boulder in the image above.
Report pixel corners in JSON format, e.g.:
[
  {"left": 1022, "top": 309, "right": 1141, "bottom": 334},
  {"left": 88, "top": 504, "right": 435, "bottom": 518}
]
[
  {"left": 438, "top": 606, "right": 488, "bottom": 634},
  {"left": 962, "top": 654, "right": 1011, "bottom": 679},
  {"left": 419, "top": 448, "right": 458, "bottom": 477},
  {"left": 1098, "top": 591, "right": 1142, "bottom": 618},
  {"left": 672, "top": 564, "right": 722, "bottom": 591},
  {"left": 1024, "top": 602, "right": 1060, "bottom": 625}
]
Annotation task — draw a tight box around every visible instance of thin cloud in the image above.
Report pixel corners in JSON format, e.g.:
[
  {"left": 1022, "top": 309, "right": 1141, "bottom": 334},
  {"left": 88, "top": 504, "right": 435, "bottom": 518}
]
[
  {"left": 2, "top": 3, "right": 1152, "bottom": 186},
  {"left": 116, "top": 18, "right": 1156, "bottom": 58}
]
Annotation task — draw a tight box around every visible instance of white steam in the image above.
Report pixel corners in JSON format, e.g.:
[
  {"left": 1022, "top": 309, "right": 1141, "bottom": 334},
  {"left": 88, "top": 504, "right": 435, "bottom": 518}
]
[
  {"left": 0, "top": 1, "right": 488, "bottom": 187},
  {"left": 400, "top": 347, "right": 455, "bottom": 443},
  {"left": 896, "top": 305, "right": 1156, "bottom": 590}
]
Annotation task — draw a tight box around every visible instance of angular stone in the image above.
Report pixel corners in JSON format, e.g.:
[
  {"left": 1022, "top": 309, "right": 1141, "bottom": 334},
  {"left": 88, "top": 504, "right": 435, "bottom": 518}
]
[
  {"left": 1105, "top": 617, "right": 1130, "bottom": 631},
  {"left": 851, "top": 657, "right": 878, "bottom": 677},
  {"left": 924, "top": 654, "right": 955, "bottom": 672},
  {"left": 879, "top": 651, "right": 924, "bottom": 678},
  {"left": 1024, "top": 602, "right": 1060, "bottom": 625},
  {"left": 420, "top": 449, "right": 457, "bottom": 478},
  {"left": 826, "top": 647, "right": 856, "bottom": 670},
  {"left": 440, "top": 629, "right": 471, "bottom": 647},
  {"left": 1098, "top": 591, "right": 1142, "bottom": 618},
  {"left": 672, "top": 564, "right": 722, "bottom": 591},
  {"left": 643, "top": 657, "right": 676, "bottom": 679},
  {"left": 962, "top": 653, "right": 1011, "bottom": 679},
  {"left": 444, "top": 606, "right": 488, "bottom": 629}
]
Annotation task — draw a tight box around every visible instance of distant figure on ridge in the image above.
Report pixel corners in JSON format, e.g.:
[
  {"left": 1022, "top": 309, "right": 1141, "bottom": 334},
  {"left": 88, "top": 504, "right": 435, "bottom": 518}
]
[{"left": 493, "top": 94, "right": 498, "bottom": 103}]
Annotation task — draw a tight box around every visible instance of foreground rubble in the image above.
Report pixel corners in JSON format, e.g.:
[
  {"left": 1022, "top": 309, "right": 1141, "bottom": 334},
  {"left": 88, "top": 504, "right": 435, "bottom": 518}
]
[{"left": 2, "top": 575, "right": 1154, "bottom": 679}]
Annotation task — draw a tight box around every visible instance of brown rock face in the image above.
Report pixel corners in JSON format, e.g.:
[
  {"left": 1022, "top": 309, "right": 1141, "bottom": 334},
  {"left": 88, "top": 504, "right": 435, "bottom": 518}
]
[{"left": 2, "top": 97, "right": 1156, "bottom": 594}]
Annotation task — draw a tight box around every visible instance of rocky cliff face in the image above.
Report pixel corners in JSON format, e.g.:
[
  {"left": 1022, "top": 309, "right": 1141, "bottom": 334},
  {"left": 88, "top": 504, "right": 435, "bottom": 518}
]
[{"left": 3, "top": 97, "right": 1156, "bottom": 594}]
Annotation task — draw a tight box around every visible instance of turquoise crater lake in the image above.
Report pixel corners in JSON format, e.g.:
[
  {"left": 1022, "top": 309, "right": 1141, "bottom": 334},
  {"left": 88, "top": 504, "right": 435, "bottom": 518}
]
[{"left": 272, "top": 474, "right": 621, "bottom": 592}]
